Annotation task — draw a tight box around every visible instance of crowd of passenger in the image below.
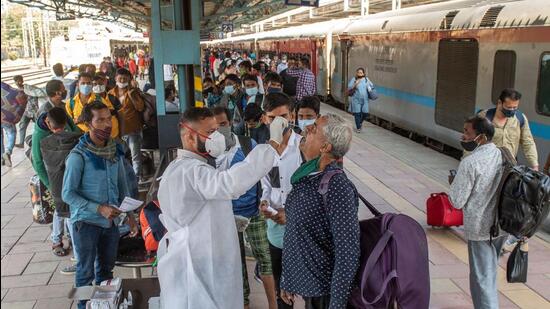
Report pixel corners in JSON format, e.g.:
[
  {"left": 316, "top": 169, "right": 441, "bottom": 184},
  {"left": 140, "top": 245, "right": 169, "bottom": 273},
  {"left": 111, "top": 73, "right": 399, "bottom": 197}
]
[{"left": 1, "top": 47, "right": 549, "bottom": 309}]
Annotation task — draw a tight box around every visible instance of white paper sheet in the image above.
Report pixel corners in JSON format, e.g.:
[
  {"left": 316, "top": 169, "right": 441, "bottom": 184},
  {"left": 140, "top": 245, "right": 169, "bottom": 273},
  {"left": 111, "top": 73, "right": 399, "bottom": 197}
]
[{"left": 118, "top": 197, "right": 144, "bottom": 212}]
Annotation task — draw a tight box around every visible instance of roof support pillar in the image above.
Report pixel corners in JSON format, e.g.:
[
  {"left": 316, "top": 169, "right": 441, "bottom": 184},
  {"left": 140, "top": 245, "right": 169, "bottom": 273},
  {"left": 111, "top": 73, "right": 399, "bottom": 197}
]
[{"left": 361, "top": 0, "right": 369, "bottom": 16}]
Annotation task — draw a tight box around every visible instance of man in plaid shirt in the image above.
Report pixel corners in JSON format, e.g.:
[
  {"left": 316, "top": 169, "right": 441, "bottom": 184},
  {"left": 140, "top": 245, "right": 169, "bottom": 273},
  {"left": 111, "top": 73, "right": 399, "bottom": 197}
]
[{"left": 286, "top": 57, "right": 316, "bottom": 101}]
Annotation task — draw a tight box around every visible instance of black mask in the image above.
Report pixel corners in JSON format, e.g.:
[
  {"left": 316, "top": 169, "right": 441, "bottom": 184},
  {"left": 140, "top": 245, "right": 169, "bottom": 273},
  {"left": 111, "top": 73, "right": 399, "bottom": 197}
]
[
  {"left": 502, "top": 108, "right": 517, "bottom": 118},
  {"left": 460, "top": 135, "right": 482, "bottom": 152}
]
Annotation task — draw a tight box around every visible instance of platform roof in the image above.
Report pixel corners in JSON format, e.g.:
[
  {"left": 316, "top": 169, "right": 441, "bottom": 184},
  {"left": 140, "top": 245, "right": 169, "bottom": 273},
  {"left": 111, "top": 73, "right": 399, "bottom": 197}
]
[{"left": 8, "top": 0, "right": 449, "bottom": 38}]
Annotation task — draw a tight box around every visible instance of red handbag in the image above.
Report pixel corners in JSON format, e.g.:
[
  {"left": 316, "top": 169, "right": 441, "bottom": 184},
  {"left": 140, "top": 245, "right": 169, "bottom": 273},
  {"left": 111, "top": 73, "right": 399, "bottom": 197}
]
[{"left": 426, "top": 192, "right": 463, "bottom": 227}]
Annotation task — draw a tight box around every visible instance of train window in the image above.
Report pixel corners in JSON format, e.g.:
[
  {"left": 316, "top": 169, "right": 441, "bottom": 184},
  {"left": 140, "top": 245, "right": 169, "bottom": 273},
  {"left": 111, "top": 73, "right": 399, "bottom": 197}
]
[
  {"left": 536, "top": 52, "right": 550, "bottom": 116},
  {"left": 435, "top": 39, "right": 479, "bottom": 132},
  {"left": 491, "top": 50, "right": 516, "bottom": 103}
]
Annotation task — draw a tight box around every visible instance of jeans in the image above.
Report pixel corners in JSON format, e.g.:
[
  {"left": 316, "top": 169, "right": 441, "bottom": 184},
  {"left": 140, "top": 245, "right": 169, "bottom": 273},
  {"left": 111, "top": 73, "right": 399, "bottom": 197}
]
[
  {"left": 122, "top": 132, "right": 142, "bottom": 176},
  {"left": 51, "top": 214, "right": 79, "bottom": 261},
  {"left": 1, "top": 123, "right": 16, "bottom": 155},
  {"left": 73, "top": 221, "right": 119, "bottom": 309},
  {"left": 304, "top": 296, "right": 331, "bottom": 309},
  {"left": 18, "top": 115, "right": 32, "bottom": 144},
  {"left": 353, "top": 112, "right": 370, "bottom": 130},
  {"left": 269, "top": 243, "right": 293, "bottom": 309},
  {"left": 468, "top": 236, "right": 506, "bottom": 309}
]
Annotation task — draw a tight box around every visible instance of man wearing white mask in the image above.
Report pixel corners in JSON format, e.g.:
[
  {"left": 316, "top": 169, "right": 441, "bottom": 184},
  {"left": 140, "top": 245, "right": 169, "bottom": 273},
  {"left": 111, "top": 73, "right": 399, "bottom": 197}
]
[
  {"left": 108, "top": 68, "right": 144, "bottom": 178},
  {"left": 157, "top": 107, "right": 289, "bottom": 309}
]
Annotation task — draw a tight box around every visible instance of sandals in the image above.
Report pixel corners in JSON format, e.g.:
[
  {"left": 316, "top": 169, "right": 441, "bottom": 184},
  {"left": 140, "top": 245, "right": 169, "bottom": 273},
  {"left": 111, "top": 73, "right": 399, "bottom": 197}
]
[{"left": 52, "top": 244, "right": 67, "bottom": 257}]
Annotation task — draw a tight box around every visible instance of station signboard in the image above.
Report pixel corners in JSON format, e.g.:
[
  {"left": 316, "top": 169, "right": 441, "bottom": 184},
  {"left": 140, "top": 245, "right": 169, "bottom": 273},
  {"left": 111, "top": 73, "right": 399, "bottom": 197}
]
[
  {"left": 221, "top": 22, "right": 234, "bottom": 33},
  {"left": 285, "top": 0, "right": 320, "bottom": 7},
  {"left": 56, "top": 11, "right": 76, "bottom": 21}
]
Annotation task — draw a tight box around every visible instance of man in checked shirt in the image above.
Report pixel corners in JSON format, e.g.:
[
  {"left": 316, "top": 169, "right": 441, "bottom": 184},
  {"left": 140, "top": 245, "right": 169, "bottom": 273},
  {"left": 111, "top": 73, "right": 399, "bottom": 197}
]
[{"left": 286, "top": 56, "right": 316, "bottom": 102}]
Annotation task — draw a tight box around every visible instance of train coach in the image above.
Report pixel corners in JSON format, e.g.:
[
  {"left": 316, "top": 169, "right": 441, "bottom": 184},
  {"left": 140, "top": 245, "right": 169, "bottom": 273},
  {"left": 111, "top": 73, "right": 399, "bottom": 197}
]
[{"left": 204, "top": 0, "right": 550, "bottom": 168}]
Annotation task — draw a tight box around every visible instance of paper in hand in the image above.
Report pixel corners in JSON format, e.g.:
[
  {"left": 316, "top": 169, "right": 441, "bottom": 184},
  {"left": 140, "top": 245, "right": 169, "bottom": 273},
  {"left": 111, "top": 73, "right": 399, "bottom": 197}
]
[{"left": 118, "top": 197, "right": 144, "bottom": 212}]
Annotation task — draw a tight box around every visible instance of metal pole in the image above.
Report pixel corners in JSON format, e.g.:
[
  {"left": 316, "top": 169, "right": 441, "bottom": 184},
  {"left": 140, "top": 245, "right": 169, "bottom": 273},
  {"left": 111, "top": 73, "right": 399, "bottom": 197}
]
[
  {"left": 361, "top": 0, "right": 369, "bottom": 16},
  {"left": 27, "top": 9, "right": 37, "bottom": 64},
  {"left": 39, "top": 13, "right": 46, "bottom": 67},
  {"left": 22, "top": 18, "right": 29, "bottom": 58}
]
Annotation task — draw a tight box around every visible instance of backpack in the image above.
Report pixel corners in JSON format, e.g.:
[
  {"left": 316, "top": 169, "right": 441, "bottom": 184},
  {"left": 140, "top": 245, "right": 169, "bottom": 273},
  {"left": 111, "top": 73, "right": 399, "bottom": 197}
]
[
  {"left": 141, "top": 91, "right": 157, "bottom": 128},
  {"left": 484, "top": 107, "right": 525, "bottom": 128},
  {"left": 139, "top": 200, "right": 167, "bottom": 253},
  {"left": 319, "top": 170, "right": 430, "bottom": 309},
  {"left": 490, "top": 147, "right": 550, "bottom": 239},
  {"left": 40, "top": 132, "right": 81, "bottom": 218}
]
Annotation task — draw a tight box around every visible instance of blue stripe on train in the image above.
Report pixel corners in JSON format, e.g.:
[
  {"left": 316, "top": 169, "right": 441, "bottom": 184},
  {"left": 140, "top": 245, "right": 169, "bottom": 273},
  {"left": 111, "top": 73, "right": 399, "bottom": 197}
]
[{"left": 375, "top": 86, "right": 549, "bottom": 140}]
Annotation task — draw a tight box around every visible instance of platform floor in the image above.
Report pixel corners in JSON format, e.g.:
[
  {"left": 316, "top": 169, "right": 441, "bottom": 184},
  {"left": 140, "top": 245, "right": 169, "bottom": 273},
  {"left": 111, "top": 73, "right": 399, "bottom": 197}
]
[{"left": 1, "top": 103, "right": 549, "bottom": 309}]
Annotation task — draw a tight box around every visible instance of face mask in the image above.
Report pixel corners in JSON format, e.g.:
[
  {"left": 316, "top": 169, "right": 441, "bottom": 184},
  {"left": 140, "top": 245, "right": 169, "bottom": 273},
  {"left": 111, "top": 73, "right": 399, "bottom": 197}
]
[
  {"left": 204, "top": 131, "right": 226, "bottom": 158},
  {"left": 117, "top": 82, "right": 128, "bottom": 89},
  {"left": 245, "top": 87, "right": 258, "bottom": 97},
  {"left": 79, "top": 84, "right": 92, "bottom": 96},
  {"left": 298, "top": 119, "right": 316, "bottom": 131},
  {"left": 218, "top": 125, "right": 236, "bottom": 150},
  {"left": 502, "top": 107, "right": 517, "bottom": 118},
  {"left": 460, "top": 134, "right": 481, "bottom": 152},
  {"left": 224, "top": 85, "right": 235, "bottom": 95},
  {"left": 90, "top": 125, "right": 112, "bottom": 142},
  {"left": 93, "top": 85, "right": 106, "bottom": 94},
  {"left": 267, "top": 87, "right": 282, "bottom": 94}
]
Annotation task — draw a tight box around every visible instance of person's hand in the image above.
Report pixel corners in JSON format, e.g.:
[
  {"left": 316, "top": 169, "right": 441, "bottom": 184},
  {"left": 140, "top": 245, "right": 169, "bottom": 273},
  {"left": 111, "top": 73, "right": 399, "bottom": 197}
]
[
  {"left": 130, "top": 80, "right": 139, "bottom": 89},
  {"left": 272, "top": 208, "right": 286, "bottom": 225},
  {"left": 281, "top": 289, "right": 295, "bottom": 306},
  {"left": 128, "top": 214, "right": 139, "bottom": 237},
  {"left": 98, "top": 204, "right": 121, "bottom": 220},
  {"left": 531, "top": 165, "right": 539, "bottom": 172},
  {"left": 259, "top": 200, "right": 275, "bottom": 219}
]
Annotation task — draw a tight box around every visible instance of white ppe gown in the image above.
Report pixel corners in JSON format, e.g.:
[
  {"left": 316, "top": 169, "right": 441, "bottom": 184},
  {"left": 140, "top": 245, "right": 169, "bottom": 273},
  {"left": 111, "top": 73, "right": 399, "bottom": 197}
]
[{"left": 157, "top": 146, "right": 276, "bottom": 309}]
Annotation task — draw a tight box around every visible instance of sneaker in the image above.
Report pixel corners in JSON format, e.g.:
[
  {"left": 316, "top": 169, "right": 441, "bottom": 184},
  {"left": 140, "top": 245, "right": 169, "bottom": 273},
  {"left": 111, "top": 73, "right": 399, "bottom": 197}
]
[
  {"left": 14, "top": 143, "right": 23, "bottom": 148},
  {"left": 253, "top": 263, "right": 263, "bottom": 284},
  {"left": 356, "top": 128, "right": 362, "bottom": 134},
  {"left": 60, "top": 264, "right": 77, "bottom": 275},
  {"left": 2, "top": 153, "right": 12, "bottom": 167}
]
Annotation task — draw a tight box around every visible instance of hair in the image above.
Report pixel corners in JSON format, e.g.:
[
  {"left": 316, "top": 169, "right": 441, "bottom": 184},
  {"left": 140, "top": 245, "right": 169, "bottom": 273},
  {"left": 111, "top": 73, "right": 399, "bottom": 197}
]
[
  {"left": 165, "top": 87, "right": 175, "bottom": 100},
  {"left": 288, "top": 55, "right": 298, "bottom": 62},
  {"left": 264, "top": 72, "right": 282, "bottom": 85},
  {"left": 300, "top": 57, "right": 310, "bottom": 68},
  {"left": 239, "top": 60, "right": 252, "bottom": 71},
  {"left": 116, "top": 68, "right": 132, "bottom": 77},
  {"left": 45, "top": 79, "right": 64, "bottom": 97},
  {"left": 297, "top": 96, "right": 320, "bottom": 115},
  {"left": 79, "top": 72, "right": 93, "bottom": 81},
  {"left": 242, "top": 74, "right": 258, "bottom": 85},
  {"left": 87, "top": 64, "right": 96, "bottom": 73},
  {"left": 252, "top": 62, "right": 262, "bottom": 71},
  {"left": 78, "top": 64, "right": 87, "bottom": 74},
  {"left": 263, "top": 92, "right": 293, "bottom": 112},
  {"left": 81, "top": 101, "right": 110, "bottom": 123},
  {"left": 52, "top": 63, "right": 64, "bottom": 77},
  {"left": 498, "top": 88, "right": 522, "bottom": 102},
  {"left": 243, "top": 103, "right": 263, "bottom": 122},
  {"left": 46, "top": 107, "right": 68, "bottom": 129},
  {"left": 224, "top": 74, "right": 241, "bottom": 85},
  {"left": 13, "top": 75, "right": 23, "bottom": 82},
  {"left": 203, "top": 77, "right": 213, "bottom": 84},
  {"left": 225, "top": 51, "right": 232, "bottom": 58},
  {"left": 180, "top": 107, "right": 214, "bottom": 125},
  {"left": 322, "top": 114, "right": 353, "bottom": 158},
  {"left": 211, "top": 105, "right": 232, "bottom": 122},
  {"left": 357, "top": 67, "right": 366, "bottom": 74},
  {"left": 465, "top": 115, "right": 495, "bottom": 141},
  {"left": 93, "top": 73, "right": 107, "bottom": 82}
]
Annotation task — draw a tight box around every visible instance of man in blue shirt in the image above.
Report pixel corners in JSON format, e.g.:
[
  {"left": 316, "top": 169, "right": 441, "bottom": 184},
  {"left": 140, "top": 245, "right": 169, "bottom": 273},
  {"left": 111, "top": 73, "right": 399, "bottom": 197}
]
[
  {"left": 212, "top": 106, "right": 277, "bottom": 309},
  {"left": 62, "top": 101, "right": 138, "bottom": 309}
]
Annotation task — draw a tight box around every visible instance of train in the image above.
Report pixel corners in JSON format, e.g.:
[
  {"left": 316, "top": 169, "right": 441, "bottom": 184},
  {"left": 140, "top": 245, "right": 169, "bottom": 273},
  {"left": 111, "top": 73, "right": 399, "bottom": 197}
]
[
  {"left": 49, "top": 35, "right": 149, "bottom": 68},
  {"left": 203, "top": 0, "right": 550, "bottom": 168}
]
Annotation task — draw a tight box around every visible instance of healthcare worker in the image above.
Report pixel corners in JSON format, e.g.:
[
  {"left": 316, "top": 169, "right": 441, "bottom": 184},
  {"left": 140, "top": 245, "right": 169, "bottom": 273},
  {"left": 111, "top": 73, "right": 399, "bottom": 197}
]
[{"left": 157, "top": 107, "right": 289, "bottom": 309}]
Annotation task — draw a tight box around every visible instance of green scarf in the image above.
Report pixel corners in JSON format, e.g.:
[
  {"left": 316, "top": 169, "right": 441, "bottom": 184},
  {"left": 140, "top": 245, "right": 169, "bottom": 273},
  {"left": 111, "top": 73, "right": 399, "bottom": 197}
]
[
  {"left": 84, "top": 136, "right": 117, "bottom": 162},
  {"left": 291, "top": 156, "right": 320, "bottom": 185}
]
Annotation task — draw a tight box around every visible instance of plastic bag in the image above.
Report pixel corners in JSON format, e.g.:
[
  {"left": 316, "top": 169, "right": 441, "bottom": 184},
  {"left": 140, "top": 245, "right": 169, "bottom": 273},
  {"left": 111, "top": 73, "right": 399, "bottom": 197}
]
[
  {"left": 30, "top": 175, "right": 54, "bottom": 224},
  {"left": 506, "top": 240, "right": 528, "bottom": 283}
]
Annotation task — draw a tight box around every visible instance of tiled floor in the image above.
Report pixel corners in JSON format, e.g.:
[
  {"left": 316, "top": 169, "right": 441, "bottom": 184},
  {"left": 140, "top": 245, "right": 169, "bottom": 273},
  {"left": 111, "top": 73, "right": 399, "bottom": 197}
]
[{"left": 1, "top": 103, "right": 549, "bottom": 309}]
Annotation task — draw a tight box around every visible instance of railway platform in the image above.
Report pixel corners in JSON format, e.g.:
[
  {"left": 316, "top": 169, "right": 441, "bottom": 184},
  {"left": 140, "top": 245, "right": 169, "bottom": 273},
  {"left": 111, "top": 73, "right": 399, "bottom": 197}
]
[{"left": 1, "top": 103, "right": 549, "bottom": 309}]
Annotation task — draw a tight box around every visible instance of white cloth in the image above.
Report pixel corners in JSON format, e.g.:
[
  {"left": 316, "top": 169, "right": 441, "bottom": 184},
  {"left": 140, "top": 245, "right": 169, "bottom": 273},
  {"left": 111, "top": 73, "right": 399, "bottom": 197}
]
[
  {"left": 157, "top": 146, "right": 276, "bottom": 309},
  {"left": 277, "top": 63, "right": 288, "bottom": 74},
  {"left": 257, "top": 75, "right": 265, "bottom": 94},
  {"left": 260, "top": 131, "right": 303, "bottom": 209},
  {"left": 163, "top": 65, "right": 174, "bottom": 81},
  {"left": 165, "top": 100, "right": 179, "bottom": 113},
  {"left": 449, "top": 143, "right": 503, "bottom": 241}
]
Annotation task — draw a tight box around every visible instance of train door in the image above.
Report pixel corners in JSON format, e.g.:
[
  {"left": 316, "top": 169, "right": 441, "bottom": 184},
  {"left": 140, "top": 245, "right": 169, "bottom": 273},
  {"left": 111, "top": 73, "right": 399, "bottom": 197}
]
[{"left": 317, "top": 41, "right": 327, "bottom": 97}]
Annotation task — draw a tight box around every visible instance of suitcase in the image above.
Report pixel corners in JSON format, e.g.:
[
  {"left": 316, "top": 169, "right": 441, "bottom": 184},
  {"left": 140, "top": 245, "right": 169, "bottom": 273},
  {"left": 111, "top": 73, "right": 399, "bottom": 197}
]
[
  {"left": 426, "top": 192, "right": 463, "bottom": 227},
  {"left": 29, "top": 175, "right": 54, "bottom": 224}
]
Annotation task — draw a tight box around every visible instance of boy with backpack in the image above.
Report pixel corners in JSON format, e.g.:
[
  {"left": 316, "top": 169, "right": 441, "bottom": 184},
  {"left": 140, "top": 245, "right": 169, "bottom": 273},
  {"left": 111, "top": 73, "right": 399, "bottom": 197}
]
[
  {"left": 40, "top": 107, "right": 82, "bottom": 273},
  {"left": 449, "top": 116, "right": 506, "bottom": 309},
  {"left": 211, "top": 106, "right": 277, "bottom": 309}
]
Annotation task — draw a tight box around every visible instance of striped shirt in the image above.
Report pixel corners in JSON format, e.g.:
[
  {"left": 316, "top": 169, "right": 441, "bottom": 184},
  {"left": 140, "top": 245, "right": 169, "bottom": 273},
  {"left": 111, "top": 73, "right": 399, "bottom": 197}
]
[{"left": 286, "top": 68, "right": 316, "bottom": 101}]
